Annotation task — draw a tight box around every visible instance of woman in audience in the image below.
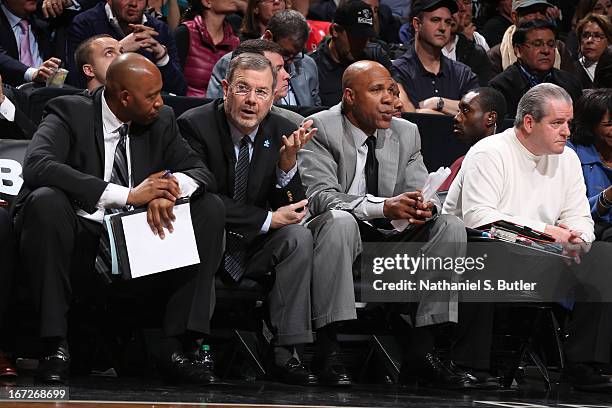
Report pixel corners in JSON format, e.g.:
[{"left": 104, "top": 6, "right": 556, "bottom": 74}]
[
  {"left": 240, "top": 0, "right": 287, "bottom": 40},
  {"left": 575, "top": 14, "right": 612, "bottom": 89},
  {"left": 175, "top": 0, "right": 240, "bottom": 97},
  {"left": 568, "top": 0, "right": 611, "bottom": 57},
  {"left": 567, "top": 89, "right": 612, "bottom": 241},
  {"left": 594, "top": 45, "right": 612, "bottom": 87}
]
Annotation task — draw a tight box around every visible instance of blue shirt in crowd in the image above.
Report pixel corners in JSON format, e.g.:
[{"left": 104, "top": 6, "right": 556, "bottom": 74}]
[{"left": 567, "top": 141, "right": 612, "bottom": 223}]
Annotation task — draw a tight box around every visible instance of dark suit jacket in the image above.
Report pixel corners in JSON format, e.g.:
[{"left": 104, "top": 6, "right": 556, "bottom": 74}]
[
  {"left": 177, "top": 99, "right": 305, "bottom": 245},
  {"left": 455, "top": 34, "right": 494, "bottom": 87},
  {"left": 13, "top": 87, "right": 214, "bottom": 217},
  {"left": 488, "top": 62, "right": 583, "bottom": 119},
  {"left": 0, "top": 7, "right": 56, "bottom": 86},
  {"left": 65, "top": 2, "right": 186, "bottom": 95},
  {"left": 1, "top": 84, "right": 36, "bottom": 139}
]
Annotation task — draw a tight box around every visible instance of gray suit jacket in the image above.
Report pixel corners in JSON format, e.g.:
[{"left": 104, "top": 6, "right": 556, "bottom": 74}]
[
  {"left": 206, "top": 52, "right": 322, "bottom": 106},
  {"left": 298, "top": 104, "right": 435, "bottom": 217}
]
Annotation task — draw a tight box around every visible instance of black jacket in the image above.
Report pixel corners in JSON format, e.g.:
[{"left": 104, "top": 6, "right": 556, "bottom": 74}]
[
  {"left": 178, "top": 100, "right": 305, "bottom": 245},
  {"left": 13, "top": 87, "right": 214, "bottom": 216},
  {"left": 455, "top": 34, "right": 494, "bottom": 87}
]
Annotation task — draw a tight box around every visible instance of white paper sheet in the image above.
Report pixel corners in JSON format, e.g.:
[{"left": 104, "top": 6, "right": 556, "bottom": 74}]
[
  {"left": 121, "top": 203, "right": 200, "bottom": 278},
  {"left": 390, "top": 167, "right": 451, "bottom": 232}
]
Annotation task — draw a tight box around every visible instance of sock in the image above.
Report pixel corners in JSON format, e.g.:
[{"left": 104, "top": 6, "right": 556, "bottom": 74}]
[
  {"left": 274, "top": 345, "right": 295, "bottom": 367},
  {"left": 315, "top": 324, "right": 339, "bottom": 358}
]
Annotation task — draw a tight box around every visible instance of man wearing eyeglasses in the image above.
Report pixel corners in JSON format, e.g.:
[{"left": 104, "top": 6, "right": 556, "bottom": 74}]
[
  {"left": 488, "top": 19, "right": 582, "bottom": 118},
  {"left": 180, "top": 53, "right": 355, "bottom": 386}
]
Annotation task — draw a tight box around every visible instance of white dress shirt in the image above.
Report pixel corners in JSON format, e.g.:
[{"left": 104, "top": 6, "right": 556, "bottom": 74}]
[
  {"left": 77, "top": 91, "right": 199, "bottom": 223},
  {"left": 1, "top": 4, "right": 43, "bottom": 82},
  {"left": 345, "top": 119, "right": 386, "bottom": 220},
  {"left": 228, "top": 122, "right": 298, "bottom": 233}
]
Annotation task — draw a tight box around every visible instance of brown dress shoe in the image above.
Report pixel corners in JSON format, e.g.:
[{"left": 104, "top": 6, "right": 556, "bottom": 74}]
[{"left": 0, "top": 351, "right": 17, "bottom": 378}]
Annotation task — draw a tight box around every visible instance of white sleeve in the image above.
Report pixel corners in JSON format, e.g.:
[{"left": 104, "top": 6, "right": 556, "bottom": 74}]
[
  {"left": 0, "top": 96, "right": 16, "bottom": 121},
  {"left": 97, "top": 183, "right": 130, "bottom": 209},
  {"left": 172, "top": 172, "right": 200, "bottom": 198}
]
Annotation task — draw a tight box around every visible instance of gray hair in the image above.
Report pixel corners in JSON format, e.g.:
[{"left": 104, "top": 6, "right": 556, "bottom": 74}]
[
  {"left": 514, "top": 83, "right": 573, "bottom": 127},
  {"left": 225, "top": 53, "right": 278, "bottom": 92}
]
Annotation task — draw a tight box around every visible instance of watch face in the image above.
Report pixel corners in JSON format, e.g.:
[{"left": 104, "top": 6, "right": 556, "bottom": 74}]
[{"left": 436, "top": 98, "right": 444, "bottom": 111}]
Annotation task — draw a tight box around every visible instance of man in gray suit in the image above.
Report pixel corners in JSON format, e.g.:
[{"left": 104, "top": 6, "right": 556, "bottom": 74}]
[
  {"left": 298, "top": 60, "right": 473, "bottom": 389},
  {"left": 206, "top": 10, "right": 321, "bottom": 107}
]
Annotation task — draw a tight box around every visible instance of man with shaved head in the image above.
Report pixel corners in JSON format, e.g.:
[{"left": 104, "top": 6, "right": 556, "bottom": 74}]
[
  {"left": 12, "top": 53, "right": 225, "bottom": 385},
  {"left": 299, "top": 60, "right": 481, "bottom": 389}
]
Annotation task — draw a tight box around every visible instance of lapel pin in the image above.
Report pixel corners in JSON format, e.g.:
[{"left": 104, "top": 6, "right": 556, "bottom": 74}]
[{"left": 263, "top": 139, "right": 270, "bottom": 148}]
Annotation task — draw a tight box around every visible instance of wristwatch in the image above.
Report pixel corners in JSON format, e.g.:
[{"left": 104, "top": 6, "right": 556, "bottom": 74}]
[{"left": 435, "top": 97, "right": 444, "bottom": 112}]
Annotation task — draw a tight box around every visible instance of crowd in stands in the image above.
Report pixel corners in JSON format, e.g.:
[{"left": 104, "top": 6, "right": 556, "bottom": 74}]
[{"left": 1, "top": 0, "right": 612, "bottom": 396}]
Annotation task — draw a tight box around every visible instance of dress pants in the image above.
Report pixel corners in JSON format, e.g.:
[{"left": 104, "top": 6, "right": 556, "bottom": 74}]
[
  {"left": 0, "top": 207, "right": 16, "bottom": 330},
  {"left": 14, "top": 187, "right": 225, "bottom": 339},
  {"left": 306, "top": 210, "right": 360, "bottom": 330},
  {"left": 243, "top": 224, "right": 314, "bottom": 346}
]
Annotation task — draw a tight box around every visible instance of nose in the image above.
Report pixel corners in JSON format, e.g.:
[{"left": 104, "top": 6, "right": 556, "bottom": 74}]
[
  {"left": 382, "top": 89, "right": 394, "bottom": 105},
  {"left": 560, "top": 122, "right": 570, "bottom": 138}
]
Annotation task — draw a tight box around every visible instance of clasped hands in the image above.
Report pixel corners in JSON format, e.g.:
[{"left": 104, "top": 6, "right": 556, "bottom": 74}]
[
  {"left": 127, "top": 170, "right": 181, "bottom": 239},
  {"left": 119, "top": 24, "right": 167, "bottom": 62},
  {"left": 383, "top": 191, "right": 434, "bottom": 225}
]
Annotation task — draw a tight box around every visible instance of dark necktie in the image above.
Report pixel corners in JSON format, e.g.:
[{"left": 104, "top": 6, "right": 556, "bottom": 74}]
[
  {"left": 95, "top": 124, "right": 130, "bottom": 283},
  {"left": 364, "top": 135, "right": 378, "bottom": 196},
  {"left": 224, "top": 136, "right": 251, "bottom": 282}
]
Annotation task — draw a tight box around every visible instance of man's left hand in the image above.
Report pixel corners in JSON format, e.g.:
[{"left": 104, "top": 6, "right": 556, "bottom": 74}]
[
  {"left": 278, "top": 119, "right": 317, "bottom": 172},
  {"left": 0, "top": 74, "right": 4, "bottom": 105},
  {"left": 147, "top": 197, "right": 176, "bottom": 239}
]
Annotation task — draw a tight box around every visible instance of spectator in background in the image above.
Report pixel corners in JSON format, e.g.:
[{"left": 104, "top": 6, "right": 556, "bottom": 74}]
[
  {"left": 454, "top": 0, "right": 489, "bottom": 50},
  {"left": 74, "top": 34, "right": 122, "bottom": 92},
  {"left": 381, "top": 0, "right": 411, "bottom": 18},
  {"left": 567, "top": 88, "right": 612, "bottom": 241},
  {"left": 208, "top": 9, "right": 321, "bottom": 106},
  {"left": 575, "top": 14, "right": 611, "bottom": 89},
  {"left": 567, "top": 0, "right": 611, "bottom": 58},
  {"left": 480, "top": 0, "right": 513, "bottom": 47},
  {"left": 488, "top": 19, "right": 582, "bottom": 118},
  {"left": 66, "top": 0, "right": 187, "bottom": 95},
  {"left": 594, "top": 44, "right": 612, "bottom": 86},
  {"left": 439, "top": 87, "right": 507, "bottom": 190},
  {"left": 487, "top": 0, "right": 576, "bottom": 76},
  {"left": 147, "top": 0, "right": 182, "bottom": 30},
  {"left": 393, "top": 0, "right": 479, "bottom": 115},
  {"left": 175, "top": 0, "right": 240, "bottom": 97},
  {"left": 240, "top": 0, "right": 286, "bottom": 40},
  {"left": 443, "top": 1, "right": 494, "bottom": 86},
  {"left": 290, "top": 0, "right": 332, "bottom": 52},
  {"left": 0, "top": 0, "right": 64, "bottom": 86},
  {"left": 309, "top": 0, "right": 397, "bottom": 107}
]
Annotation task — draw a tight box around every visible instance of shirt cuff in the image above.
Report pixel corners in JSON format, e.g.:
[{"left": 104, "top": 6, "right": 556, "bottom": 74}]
[
  {"left": 260, "top": 211, "right": 273, "bottom": 234},
  {"left": 97, "top": 183, "right": 130, "bottom": 209},
  {"left": 276, "top": 163, "right": 297, "bottom": 188},
  {"left": 0, "top": 96, "right": 16, "bottom": 122},
  {"left": 364, "top": 199, "right": 385, "bottom": 219},
  {"left": 156, "top": 53, "right": 170, "bottom": 67},
  {"left": 173, "top": 172, "right": 199, "bottom": 197},
  {"left": 24, "top": 67, "right": 37, "bottom": 82},
  {"left": 67, "top": 0, "right": 81, "bottom": 10}
]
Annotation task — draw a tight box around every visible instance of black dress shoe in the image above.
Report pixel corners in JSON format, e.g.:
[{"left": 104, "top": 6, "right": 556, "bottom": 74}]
[
  {"left": 188, "top": 348, "right": 218, "bottom": 384},
  {"left": 0, "top": 351, "right": 17, "bottom": 379},
  {"left": 311, "top": 351, "right": 353, "bottom": 387},
  {"left": 400, "top": 353, "right": 470, "bottom": 389},
  {"left": 563, "top": 363, "right": 612, "bottom": 392},
  {"left": 448, "top": 361, "right": 500, "bottom": 389},
  {"left": 164, "top": 352, "right": 217, "bottom": 385},
  {"left": 38, "top": 346, "right": 70, "bottom": 384},
  {"left": 272, "top": 357, "right": 318, "bottom": 386}
]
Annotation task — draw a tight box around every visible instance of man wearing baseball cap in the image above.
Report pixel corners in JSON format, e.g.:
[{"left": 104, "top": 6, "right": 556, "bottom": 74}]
[
  {"left": 392, "top": 0, "right": 479, "bottom": 116},
  {"left": 486, "top": 0, "right": 576, "bottom": 75},
  {"left": 309, "top": 0, "right": 398, "bottom": 106}
]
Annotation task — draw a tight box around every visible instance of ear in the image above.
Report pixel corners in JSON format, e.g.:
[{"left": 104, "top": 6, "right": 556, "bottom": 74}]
[
  {"left": 412, "top": 16, "right": 420, "bottom": 33},
  {"left": 343, "top": 87, "right": 355, "bottom": 106},
  {"left": 487, "top": 111, "right": 497, "bottom": 128},
  {"left": 262, "top": 30, "right": 273, "bottom": 41},
  {"left": 119, "top": 90, "right": 130, "bottom": 108},
  {"left": 222, "top": 79, "right": 229, "bottom": 101},
  {"left": 513, "top": 44, "right": 522, "bottom": 59},
  {"left": 511, "top": 10, "right": 518, "bottom": 25},
  {"left": 523, "top": 113, "right": 534, "bottom": 133},
  {"left": 82, "top": 64, "right": 95, "bottom": 80}
]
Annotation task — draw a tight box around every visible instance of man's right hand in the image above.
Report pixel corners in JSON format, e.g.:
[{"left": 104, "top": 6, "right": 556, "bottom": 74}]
[
  {"left": 119, "top": 25, "right": 161, "bottom": 53},
  {"left": 383, "top": 191, "right": 433, "bottom": 224},
  {"left": 270, "top": 199, "right": 308, "bottom": 229},
  {"left": 127, "top": 170, "right": 181, "bottom": 206},
  {"left": 32, "top": 58, "right": 62, "bottom": 83},
  {"left": 0, "top": 74, "right": 4, "bottom": 104},
  {"left": 41, "top": 0, "right": 73, "bottom": 18},
  {"left": 544, "top": 224, "right": 581, "bottom": 243}
]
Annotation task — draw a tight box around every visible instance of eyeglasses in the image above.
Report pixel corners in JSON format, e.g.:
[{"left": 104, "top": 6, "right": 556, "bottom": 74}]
[
  {"left": 230, "top": 83, "right": 272, "bottom": 100},
  {"left": 581, "top": 31, "right": 607, "bottom": 42},
  {"left": 522, "top": 40, "right": 557, "bottom": 50},
  {"left": 258, "top": 0, "right": 286, "bottom": 4},
  {"left": 282, "top": 51, "right": 303, "bottom": 66}
]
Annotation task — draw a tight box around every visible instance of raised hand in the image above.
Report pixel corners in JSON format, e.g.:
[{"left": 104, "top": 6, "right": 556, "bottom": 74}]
[{"left": 278, "top": 119, "right": 317, "bottom": 172}]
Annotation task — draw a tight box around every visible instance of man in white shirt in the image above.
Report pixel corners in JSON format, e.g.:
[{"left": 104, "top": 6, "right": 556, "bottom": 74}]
[
  {"left": 0, "top": 74, "right": 36, "bottom": 138},
  {"left": 444, "top": 83, "right": 612, "bottom": 391},
  {"left": 13, "top": 53, "right": 224, "bottom": 385}
]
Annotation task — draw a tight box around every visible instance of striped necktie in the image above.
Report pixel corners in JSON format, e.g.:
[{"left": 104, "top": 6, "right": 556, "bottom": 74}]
[{"left": 223, "top": 135, "right": 251, "bottom": 282}]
